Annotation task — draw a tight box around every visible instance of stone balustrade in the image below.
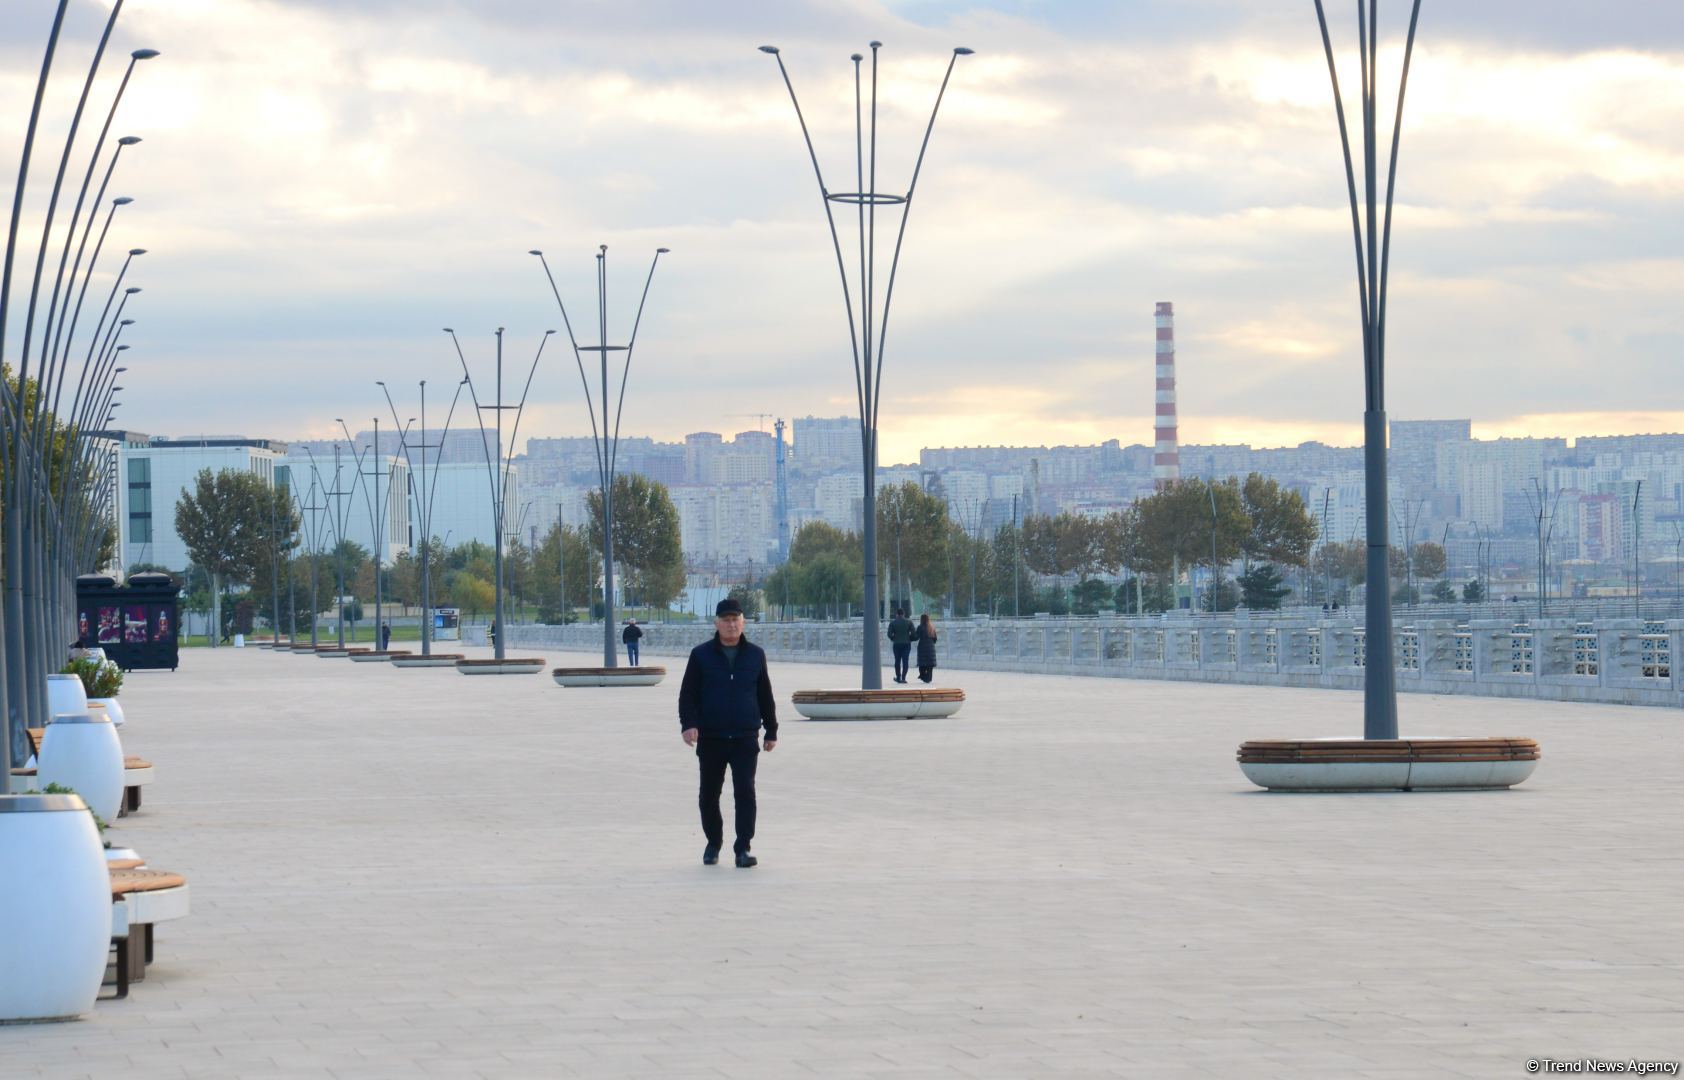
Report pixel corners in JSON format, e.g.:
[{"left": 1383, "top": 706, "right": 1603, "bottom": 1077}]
[{"left": 504, "top": 615, "right": 1683, "bottom": 709}]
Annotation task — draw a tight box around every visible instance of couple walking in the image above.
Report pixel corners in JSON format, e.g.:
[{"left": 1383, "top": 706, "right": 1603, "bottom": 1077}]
[{"left": 886, "top": 609, "right": 938, "bottom": 683}]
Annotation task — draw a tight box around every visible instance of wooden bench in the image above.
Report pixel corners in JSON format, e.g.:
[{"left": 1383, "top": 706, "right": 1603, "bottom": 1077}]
[
  {"left": 14, "top": 728, "right": 154, "bottom": 815},
  {"left": 107, "top": 868, "right": 190, "bottom": 999}
]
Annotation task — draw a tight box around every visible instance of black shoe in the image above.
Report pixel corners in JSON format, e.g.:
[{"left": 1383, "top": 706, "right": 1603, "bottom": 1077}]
[
  {"left": 703, "top": 845, "right": 719, "bottom": 865},
  {"left": 735, "top": 852, "right": 757, "bottom": 869}
]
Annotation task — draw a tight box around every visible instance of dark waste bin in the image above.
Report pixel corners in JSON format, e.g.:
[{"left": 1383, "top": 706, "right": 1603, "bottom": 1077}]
[{"left": 76, "top": 571, "right": 180, "bottom": 671}]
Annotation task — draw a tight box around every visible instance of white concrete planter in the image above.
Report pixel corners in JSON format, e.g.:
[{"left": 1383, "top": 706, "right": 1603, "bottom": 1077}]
[
  {"left": 0, "top": 794, "right": 113, "bottom": 1022},
  {"left": 39, "top": 714, "right": 125, "bottom": 823},
  {"left": 1236, "top": 737, "right": 1540, "bottom": 792},
  {"left": 315, "top": 648, "right": 350, "bottom": 658},
  {"left": 456, "top": 659, "right": 546, "bottom": 675},
  {"left": 349, "top": 650, "right": 410, "bottom": 663},
  {"left": 790, "top": 689, "right": 966, "bottom": 721},
  {"left": 551, "top": 667, "right": 666, "bottom": 687},
  {"left": 46, "top": 674, "right": 88, "bottom": 721},
  {"left": 87, "top": 697, "right": 124, "bottom": 728},
  {"left": 391, "top": 654, "right": 463, "bottom": 669}
]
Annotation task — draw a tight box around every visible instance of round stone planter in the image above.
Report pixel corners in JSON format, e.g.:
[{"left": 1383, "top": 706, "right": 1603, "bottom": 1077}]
[
  {"left": 391, "top": 653, "right": 464, "bottom": 669},
  {"left": 87, "top": 697, "right": 125, "bottom": 728},
  {"left": 39, "top": 714, "right": 126, "bottom": 823},
  {"left": 314, "top": 647, "right": 351, "bottom": 658},
  {"left": 455, "top": 658, "right": 546, "bottom": 675},
  {"left": 290, "top": 644, "right": 320, "bottom": 654},
  {"left": 47, "top": 674, "right": 88, "bottom": 722},
  {"left": 1236, "top": 738, "right": 1541, "bottom": 792},
  {"left": 349, "top": 650, "right": 411, "bottom": 663},
  {"left": 551, "top": 666, "right": 667, "bottom": 687},
  {"left": 0, "top": 794, "right": 112, "bottom": 1022},
  {"left": 790, "top": 688, "right": 966, "bottom": 721}
]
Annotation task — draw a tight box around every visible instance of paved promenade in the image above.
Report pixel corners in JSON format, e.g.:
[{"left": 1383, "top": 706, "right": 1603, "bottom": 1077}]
[{"left": 5, "top": 643, "right": 1679, "bottom": 1078}]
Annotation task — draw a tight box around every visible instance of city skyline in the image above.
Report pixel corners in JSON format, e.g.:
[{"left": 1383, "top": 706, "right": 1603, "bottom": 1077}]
[{"left": 4, "top": 2, "right": 1684, "bottom": 466}]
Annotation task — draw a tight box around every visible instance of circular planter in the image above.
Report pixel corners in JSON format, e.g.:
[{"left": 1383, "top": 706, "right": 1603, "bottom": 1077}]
[
  {"left": 791, "top": 688, "right": 965, "bottom": 721},
  {"left": 456, "top": 658, "right": 546, "bottom": 675},
  {"left": 1236, "top": 738, "right": 1541, "bottom": 792},
  {"left": 391, "top": 653, "right": 464, "bottom": 669},
  {"left": 0, "top": 794, "right": 112, "bottom": 1022},
  {"left": 39, "top": 714, "right": 126, "bottom": 823},
  {"left": 87, "top": 697, "right": 125, "bottom": 728},
  {"left": 551, "top": 666, "right": 667, "bottom": 687},
  {"left": 47, "top": 674, "right": 88, "bottom": 722},
  {"left": 349, "top": 650, "right": 411, "bottom": 663},
  {"left": 314, "top": 647, "right": 351, "bottom": 658},
  {"left": 289, "top": 644, "right": 319, "bottom": 653}
]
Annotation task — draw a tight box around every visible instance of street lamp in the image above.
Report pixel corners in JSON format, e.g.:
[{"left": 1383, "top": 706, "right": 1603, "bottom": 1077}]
[
  {"left": 532, "top": 246, "right": 669, "bottom": 667},
  {"left": 760, "top": 41, "right": 973, "bottom": 689},
  {"left": 1310, "top": 0, "right": 1423, "bottom": 739}
]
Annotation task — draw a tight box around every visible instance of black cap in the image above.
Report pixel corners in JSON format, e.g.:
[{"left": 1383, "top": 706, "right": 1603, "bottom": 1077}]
[{"left": 715, "top": 597, "right": 743, "bottom": 617}]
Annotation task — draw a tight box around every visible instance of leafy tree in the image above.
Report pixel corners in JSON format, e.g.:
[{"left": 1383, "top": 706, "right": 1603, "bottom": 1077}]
[
  {"left": 1022, "top": 513, "right": 1112, "bottom": 578},
  {"left": 727, "top": 584, "right": 761, "bottom": 620},
  {"left": 877, "top": 481, "right": 951, "bottom": 603},
  {"left": 1134, "top": 478, "right": 1248, "bottom": 579},
  {"left": 1238, "top": 563, "right": 1291, "bottom": 610},
  {"left": 986, "top": 523, "right": 1036, "bottom": 616},
  {"left": 798, "top": 551, "right": 861, "bottom": 618},
  {"left": 1462, "top": 579, "right": 1487, "bottom": 603},
  {"left": 1240, "top": 473, "right": 1317, "bottom": 569},
  {"left": 788, "top": 520, "right": 860, "bottom": 565},
  {"left": 586, "top": 474, "right": 684, "bottom": 609},
  {"left": 1430, "top": 579, "right": 1457, "bottom": 602},
  {"left": 1116, "top": 575, "right": 1173, "bottom": 614},
  {"left": 448, "top": 572, "right": 495, "bottom": 622},
  {"left": 174, "top": 469, "right": 273, "bottom": 647},
  {"left": 531, "top": 523, "right": 598, "bottom": 623},
  {"left": 1201, "top": 580, "right": 1240, "bottom": 612},
  {"left": 1071, "top": 578, "right": 1114, "bottom": 615},
  {"left": 1390, "top": 540, "right": 1446, "bottom": 581},
  {"left": 1391, "top": 583, "right": 1420, "bottom": 606}
]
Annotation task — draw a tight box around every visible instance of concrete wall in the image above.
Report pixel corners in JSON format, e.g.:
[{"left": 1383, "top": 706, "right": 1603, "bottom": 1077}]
[{"left": 505, "top": 615, "right": 1684, "bottom": 710}]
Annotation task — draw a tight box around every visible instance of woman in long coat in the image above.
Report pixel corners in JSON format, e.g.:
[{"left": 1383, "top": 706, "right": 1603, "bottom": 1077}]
[{"left": 912, "top": 613, "right": 938, "bottom": 683}]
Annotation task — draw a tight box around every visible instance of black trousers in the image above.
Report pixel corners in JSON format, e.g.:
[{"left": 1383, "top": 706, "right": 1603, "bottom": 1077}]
[
  {"left": 697, "top": 735, "right": 759, "bottom": 854},
  {"left": 892, "top": 643, "right": 911, "bottom": 681}
]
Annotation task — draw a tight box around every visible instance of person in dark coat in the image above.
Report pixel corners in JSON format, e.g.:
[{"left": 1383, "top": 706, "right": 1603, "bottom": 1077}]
[
  {"left": 886, "top": 608, "right": 914, "bottom": 683},
  {"left": 621, "top": 619, "right": 643, "bottom": 665},
  {"left": 379, "top": 622, "right": 391, "bottom": 650},
  {"left": 913, "top": 612, "right": 938, "bottom": 683},
  {"left": 678, "top": 597, "right": 778, "bottom": 868}
]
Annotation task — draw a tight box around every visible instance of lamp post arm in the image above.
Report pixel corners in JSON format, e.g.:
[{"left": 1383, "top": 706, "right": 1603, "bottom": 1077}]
[
  {"left": 50, "top": 150, "right": 130, "bottom": 421},
  {"left": 1312, "top": 0, "right": 1372, "bottom": 367},
  {"left": 870, "top": 48, "right": 966, "bottom": 435},
  {"left": 447, "top": 330, "right": 501, "bottom": 509},
  {"left": 608, "top": 249, "right": 665, "bottom": 481},
  {"left": 500, "top": 332, "right": 552, "bottom": 506}
]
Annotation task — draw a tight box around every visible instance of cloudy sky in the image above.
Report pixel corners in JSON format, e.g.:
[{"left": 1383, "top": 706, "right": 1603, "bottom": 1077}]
[{"left": 5, "top": 0, "right": 1684, "bottom": 465}]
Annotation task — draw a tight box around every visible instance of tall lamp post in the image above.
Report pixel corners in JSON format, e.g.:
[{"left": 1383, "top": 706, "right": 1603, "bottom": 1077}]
[
  {"left": 447, "top": 328, "right": 554, "bottom": 661},
  {"left": 1312, "top": 0, "right": 1422, "bottom": 740},
  {"left": 381, "top": 377, "right": 468, "bottom": 656},
  {"left": 532, "top": 245, "right": 669, "bottom": 667},
  {"left": 760, "top": 41, "right": 972, "bottom": 689}
]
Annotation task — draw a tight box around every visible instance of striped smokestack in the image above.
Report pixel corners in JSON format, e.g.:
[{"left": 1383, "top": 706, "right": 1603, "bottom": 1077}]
[{"left": 1153, "top": 301, "right": 1180, "bottom": 488}]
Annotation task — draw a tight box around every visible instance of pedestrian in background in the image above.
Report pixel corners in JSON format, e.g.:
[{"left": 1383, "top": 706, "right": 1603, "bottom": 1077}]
[
  {"left": 622, "top": 618, "right": 644, "bottom": 665},
  {"left": 678, "top": 597, "right": 778, "bottom": 868},
  {"left": 913, "top": 612, "right": 939, "bottom": 683},
  {"left": 886, "top": 608, "right": 914, "bottom": 683}
]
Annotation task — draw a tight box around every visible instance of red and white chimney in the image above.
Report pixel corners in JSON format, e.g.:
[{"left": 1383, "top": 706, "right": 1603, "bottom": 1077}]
[{"left": 1153, "top": 301, "right": 1180, "bottom": 488}]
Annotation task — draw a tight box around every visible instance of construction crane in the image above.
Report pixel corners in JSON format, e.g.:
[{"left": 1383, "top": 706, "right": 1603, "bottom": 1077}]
[{"left": 730, "top": 413, "right": 774, "bottom": 432}]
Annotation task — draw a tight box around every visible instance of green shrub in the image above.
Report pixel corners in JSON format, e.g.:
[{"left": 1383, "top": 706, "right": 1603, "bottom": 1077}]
[{"left": 60, "top": 656, "right": 124, "bottom": 698}]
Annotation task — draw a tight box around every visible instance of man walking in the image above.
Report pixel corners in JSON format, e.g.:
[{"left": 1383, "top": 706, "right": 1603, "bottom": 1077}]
[
  {"left": 887, "top": 608, "right": 914, "bottom": 684},
  {"left": 622, "top": 618, "right": 643, "bottom": 666},
  {"left": 679, "top": 597, "right": 777, "bottom": 868}
]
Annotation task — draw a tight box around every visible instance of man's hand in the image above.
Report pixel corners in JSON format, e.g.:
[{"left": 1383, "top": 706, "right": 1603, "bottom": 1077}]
[
  {"left": 763, "top": 739, "right": 776, "bottom": 752},
  {"left": 683, "top": 728, "right": 699, "bottom": 747}
]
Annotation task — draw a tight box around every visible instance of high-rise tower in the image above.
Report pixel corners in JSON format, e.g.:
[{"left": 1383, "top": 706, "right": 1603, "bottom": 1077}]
[{"left": 1153, "top": 301, "right": 1180, "bottom": 488}]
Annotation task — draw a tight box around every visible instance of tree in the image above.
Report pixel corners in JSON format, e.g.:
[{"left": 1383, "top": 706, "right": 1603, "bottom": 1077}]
[
  {"left": 1134, "top": 478, "right": 1248, "bottom": 577},
  {"left": 877, "top": 481, "right": 952, "bottom": 603},
  {"left": 727, "top": 584, "right": 761, "bottom": 620},
  {"left": 1430, "top": 579, "right": 1456, "bottom": 603},
  {"left": 798, "top": 551, "right": 861, "bottom": 618},
  {"left": 986, "top": 523, "right": 1036, "bottom": 616},
  {"left": 1238, "top": 563, "right": 1291, "bottom": 610},
  {"left": 1240, "top": 473, "right": 1317, "bottom": 569},
  {"left": 174, "top": 469, "right": 273, "bottom": 647},
  {"left": 1462, "top": 579, "right": 1486, "bottom": 603},
  {"left": 449, "top": 572, "right": 494, "bottom": 622},
  {"left": 1071, "top": 578, "right": 1114, "bottom": 615},
  {"left": 1116, "top": 575, "right": 1173, "bottom": 614},
  {"left": 1201, "top": 580, "right": 1240, "bottom": 612},
  {"left": 531, "top": 523, "right": 597, "bottom": 623},
  {"left": 586, "top": 474, "right": 684, "bottom": 610},
  {"left": 788, "top": 520, "right": 860, "bottom": 566}
]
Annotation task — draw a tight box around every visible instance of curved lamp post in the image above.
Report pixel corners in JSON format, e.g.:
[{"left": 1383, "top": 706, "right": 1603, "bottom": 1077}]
[
  {"left": 532, "top": 245, "right": 669, "bottom": 667},
  {"left": 380, "top": 376, "right": 469, "bottom": 656},
  {"left": 760, "top": 41, "right": 972, "bottom": 689},
  {"left": 447, "top": 328, "right": 555, "bottom": 661},
  {"left": 1312, "top": 0, "right": 1422, "bottom": 739}
]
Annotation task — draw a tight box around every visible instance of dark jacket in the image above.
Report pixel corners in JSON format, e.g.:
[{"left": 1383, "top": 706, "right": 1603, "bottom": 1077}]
[
  {"left": 913, "top": 623, "right": 938, "bottom": 667},
  {"left": 678, "top": 634, "right": 778, "bottom": 741},
  {"left": 887, "top": 616, "right": 914, "bottom": 647},
  {"left": 621, "top": 623, "right": 643, "bottom": 644}
]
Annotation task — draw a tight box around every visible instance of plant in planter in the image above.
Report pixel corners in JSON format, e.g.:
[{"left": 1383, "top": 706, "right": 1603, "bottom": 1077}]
[
  {"left": 61, "top": 657, "right": 126, "bottom": 727},
  {"left": 34, "top": 783, "right": 110, "bottom": 836}
]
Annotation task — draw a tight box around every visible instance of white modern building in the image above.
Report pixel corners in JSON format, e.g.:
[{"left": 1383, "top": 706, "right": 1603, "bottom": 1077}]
[
  {"left": 114, "top": 435, "right": 286, "bottom": 571},
  {"left": 281, "top": 451, "right": 411, "bottom": 564}
]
